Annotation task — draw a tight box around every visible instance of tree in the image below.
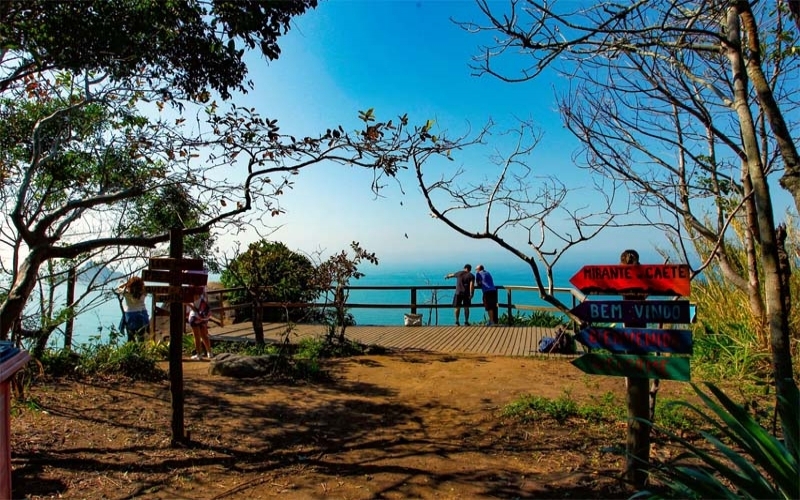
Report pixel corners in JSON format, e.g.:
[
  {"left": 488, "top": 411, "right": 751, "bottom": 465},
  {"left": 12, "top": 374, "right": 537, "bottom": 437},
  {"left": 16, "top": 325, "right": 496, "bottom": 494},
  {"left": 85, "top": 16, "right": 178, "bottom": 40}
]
[
  {"left": 413, "top": 121, "right": 631, "bottom": 311},
  {"left": 0, "top": 0, "right": 318, "bottom": 100},
  {"left": 0, "top": 1, "right": 473, "bottom": 343},
  {"left": 312, "top": 242, "right": 379, "bottom": 344},
  {"left": 221, "top": 240, "right": 318, "bottom": 344},
  {"left": 0, "top": 0, "right": 319, "bottom": 340},
  {"left": 455, "top": 0, "right": 798, "bottom": 486}
]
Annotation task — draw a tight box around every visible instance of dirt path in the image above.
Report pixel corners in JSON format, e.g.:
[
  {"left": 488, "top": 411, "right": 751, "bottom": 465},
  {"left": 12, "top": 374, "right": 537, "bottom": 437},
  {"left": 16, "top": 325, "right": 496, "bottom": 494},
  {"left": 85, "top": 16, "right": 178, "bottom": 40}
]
[{"left": 11, "top": 352, "right": 693, "bottom": 499}]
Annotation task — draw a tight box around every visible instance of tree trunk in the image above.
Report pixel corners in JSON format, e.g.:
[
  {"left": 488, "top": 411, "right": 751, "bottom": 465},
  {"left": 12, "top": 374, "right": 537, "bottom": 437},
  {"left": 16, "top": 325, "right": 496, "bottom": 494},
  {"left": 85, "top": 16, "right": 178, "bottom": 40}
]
[
  {"left": 738, "top": 6, "right": 800, "bottom": 214},
  {"left": 251, "top": 294, "right": 265, "bottom": 345},
  {"left": 727, "top": 5, "right": 796, "bottom": 405},
  {"left": 0, "top": 250, "right": 47, "bottom": 340},
  {"left": 740, "top": 170, "right": 767, "bottom": 333}
]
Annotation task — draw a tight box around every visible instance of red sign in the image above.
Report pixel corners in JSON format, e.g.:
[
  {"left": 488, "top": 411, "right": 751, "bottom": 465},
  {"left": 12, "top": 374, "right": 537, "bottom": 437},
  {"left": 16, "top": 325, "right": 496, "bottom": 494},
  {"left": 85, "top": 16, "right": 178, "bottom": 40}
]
[{"left": 569, "top": 264, "right": 690, "bottom": 296}]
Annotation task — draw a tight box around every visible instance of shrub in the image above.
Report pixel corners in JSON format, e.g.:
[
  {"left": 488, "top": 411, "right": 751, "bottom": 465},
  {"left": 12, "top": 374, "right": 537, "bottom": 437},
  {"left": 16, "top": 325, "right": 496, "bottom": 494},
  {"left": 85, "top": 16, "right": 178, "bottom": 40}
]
[
  {"left": 499, "top": 310, "right": 569, "bottom": 328},
  {"left": 635, "top": 381, "right": 799, "bottom": 500}
]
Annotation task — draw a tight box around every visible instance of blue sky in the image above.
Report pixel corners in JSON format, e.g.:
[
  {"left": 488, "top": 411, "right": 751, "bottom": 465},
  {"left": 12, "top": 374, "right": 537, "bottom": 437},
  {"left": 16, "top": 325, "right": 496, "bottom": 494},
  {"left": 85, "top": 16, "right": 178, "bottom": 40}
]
[{"left": 214, "top": 1, "right": 690, "bottom": 274}]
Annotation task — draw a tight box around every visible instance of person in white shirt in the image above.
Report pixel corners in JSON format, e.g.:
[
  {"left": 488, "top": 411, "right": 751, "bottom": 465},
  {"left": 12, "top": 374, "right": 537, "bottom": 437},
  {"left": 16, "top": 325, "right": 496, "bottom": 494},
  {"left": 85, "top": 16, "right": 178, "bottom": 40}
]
[
  {"left": 115, "top": 276, "right": 150, "bottom": 342},
  {"left": 187, "top": 289, "right": 213, "bottom": 360}
]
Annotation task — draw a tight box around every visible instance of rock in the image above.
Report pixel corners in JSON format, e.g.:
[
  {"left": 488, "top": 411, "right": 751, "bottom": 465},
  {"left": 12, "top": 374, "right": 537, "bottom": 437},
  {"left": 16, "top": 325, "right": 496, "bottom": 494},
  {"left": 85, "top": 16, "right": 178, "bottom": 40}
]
[{"left": 208, "top": 352, "right": 279, "bottom": 378}]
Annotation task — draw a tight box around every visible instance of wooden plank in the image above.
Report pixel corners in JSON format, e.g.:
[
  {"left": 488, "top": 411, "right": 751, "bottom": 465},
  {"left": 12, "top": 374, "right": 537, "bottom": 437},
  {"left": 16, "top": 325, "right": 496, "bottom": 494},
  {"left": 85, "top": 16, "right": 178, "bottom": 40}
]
[
  {"left": 149, "top": 257, "right": 205, "bottom": 271},
  {"left": 206, "top": 323, "right": 567, "bottom": 357},
  {"left": 143, "top": 269, "right": 208, "bottom": 286}
]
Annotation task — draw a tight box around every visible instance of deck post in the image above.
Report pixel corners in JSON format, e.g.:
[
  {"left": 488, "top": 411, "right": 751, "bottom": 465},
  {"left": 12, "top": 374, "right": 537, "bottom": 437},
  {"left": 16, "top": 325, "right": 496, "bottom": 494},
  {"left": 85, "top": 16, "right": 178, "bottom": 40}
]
[
  {"left": 410, "top": 288, "right": 417, "bottom": 315},
  {"left": 506, "top": 288, "right": 513, "bottom": 325}
]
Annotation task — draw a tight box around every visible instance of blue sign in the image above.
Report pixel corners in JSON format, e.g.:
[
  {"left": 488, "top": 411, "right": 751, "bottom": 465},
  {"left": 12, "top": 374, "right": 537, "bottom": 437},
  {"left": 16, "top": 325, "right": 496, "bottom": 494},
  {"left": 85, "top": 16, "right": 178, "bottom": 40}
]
[
  {"left": 0, "top": 340, "right": 19, "bottom": 363},
  {"left": 576, "top": 326, "right": 693, "bottom": 354},
  {"left": 570, "top": 300, "right": 694, "bottom": 324}
]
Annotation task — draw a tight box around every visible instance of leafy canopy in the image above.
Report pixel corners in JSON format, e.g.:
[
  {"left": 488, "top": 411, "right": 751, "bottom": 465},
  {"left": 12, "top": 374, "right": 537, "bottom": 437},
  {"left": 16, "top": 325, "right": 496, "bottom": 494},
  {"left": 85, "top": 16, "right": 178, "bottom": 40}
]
[{"left": 0, "top": 0, "right": 319, "bottom": 99}]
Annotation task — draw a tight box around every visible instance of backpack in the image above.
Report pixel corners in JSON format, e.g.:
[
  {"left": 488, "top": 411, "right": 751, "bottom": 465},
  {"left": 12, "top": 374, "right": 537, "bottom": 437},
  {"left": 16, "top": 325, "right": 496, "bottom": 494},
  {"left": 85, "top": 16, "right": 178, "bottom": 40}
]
[{"left": 538, "top": 328, "right": 575, "bottom": 354}]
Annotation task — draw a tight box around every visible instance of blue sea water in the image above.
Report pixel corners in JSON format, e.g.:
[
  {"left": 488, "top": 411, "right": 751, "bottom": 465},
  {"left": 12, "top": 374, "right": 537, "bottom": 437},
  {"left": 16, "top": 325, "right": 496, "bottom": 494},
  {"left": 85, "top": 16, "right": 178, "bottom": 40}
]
[{"left": 58, "top": 261, "right": 581, "bottom": 347}]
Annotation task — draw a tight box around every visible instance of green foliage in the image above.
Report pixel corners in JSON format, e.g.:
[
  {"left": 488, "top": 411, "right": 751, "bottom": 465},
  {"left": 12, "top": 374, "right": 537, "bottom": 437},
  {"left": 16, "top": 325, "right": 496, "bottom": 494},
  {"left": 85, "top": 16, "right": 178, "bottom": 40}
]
[
  {"left": 2, "top": 0, "right": 318, "bottom": 100},
  {"left": 122, "top": 183, "right": 216, "bottom": 268},
  {"left": 691, "top": 323, "right": 770, "bottom": 381},
  {"left": 684, "top": 215, "right": 800, "bottom": 380},
  {"left": 221, "top": 240, "right": 319, "bottom": 322},
  {"left": 502, "top": 390, "right": 696, "bottom": 431},
  {"left": 0, "top": 96, "right": 159, "bottom": 200},
  {"left": 502, "top": 391, "right": 588, "bottom": 424},
  {"left": 635, "top": 381, "right": 799, "bottom": 500},
  {"left": 38, "top": 340, "right": 167, "bottom": 381},
  {"left": 38, "top": 348, "right": 82, "bottom": 377},
  {"left": 499, "top": 310, "right": 569, "bottom": 328}
]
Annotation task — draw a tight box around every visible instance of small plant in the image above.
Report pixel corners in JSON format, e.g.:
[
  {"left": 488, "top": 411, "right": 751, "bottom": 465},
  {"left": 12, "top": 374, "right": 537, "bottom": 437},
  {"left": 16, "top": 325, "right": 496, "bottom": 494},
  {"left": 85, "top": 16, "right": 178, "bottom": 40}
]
[
  {"left": 580, "top": 391, "right": 626, "bottom": 423},
  {"left": 501, "top": 391, "right": 580, "bottom": 424},
  {"left": 34, "top": 339, "right": 167, "bottom": 382},
  {"left": 39, "top": 348, "right": 82, "bottom": 377},
  {"left": 500, "top": 310, "right": 569, "bottom": 328},
  {"left": 635, "top": 381, "right": 799, "bottom": 500}
]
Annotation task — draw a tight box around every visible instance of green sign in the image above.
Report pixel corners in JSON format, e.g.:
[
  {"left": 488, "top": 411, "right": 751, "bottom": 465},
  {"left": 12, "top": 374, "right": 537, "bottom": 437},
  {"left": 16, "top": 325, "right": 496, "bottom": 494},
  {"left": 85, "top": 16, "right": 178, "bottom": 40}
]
[{"left": 571, "top": 353, "right": 690, "bottom": 381}]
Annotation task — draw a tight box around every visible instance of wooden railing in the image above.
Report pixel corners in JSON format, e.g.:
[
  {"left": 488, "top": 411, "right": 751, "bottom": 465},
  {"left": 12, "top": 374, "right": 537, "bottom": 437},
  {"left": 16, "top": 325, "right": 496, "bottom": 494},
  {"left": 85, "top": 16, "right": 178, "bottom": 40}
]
[{"left": 201, "top": 285, "right": 582, "bottom": 327}]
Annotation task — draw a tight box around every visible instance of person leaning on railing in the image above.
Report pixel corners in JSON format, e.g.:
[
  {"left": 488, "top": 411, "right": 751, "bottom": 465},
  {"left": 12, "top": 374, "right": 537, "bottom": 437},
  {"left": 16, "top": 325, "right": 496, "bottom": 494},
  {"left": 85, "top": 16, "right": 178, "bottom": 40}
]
[
  {"left": 445, "top": 264, "right": 475, "bottom": 326},
  {"left": 475, "top": 264, "right": 499, "bottom": 326}
]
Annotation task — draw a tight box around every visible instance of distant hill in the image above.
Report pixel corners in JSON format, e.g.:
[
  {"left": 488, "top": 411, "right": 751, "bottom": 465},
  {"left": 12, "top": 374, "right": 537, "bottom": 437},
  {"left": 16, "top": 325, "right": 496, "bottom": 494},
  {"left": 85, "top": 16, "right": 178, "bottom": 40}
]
[{"left": 77, "top": 262, "right": 124, "bottom": 285}]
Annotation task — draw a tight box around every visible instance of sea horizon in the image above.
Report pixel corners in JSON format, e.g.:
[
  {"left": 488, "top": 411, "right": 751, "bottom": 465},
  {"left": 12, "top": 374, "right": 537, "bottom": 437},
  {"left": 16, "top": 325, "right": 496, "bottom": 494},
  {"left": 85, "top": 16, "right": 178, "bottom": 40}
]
[{"left": 53, "top": 260, "right": 581, "bottom": 348}]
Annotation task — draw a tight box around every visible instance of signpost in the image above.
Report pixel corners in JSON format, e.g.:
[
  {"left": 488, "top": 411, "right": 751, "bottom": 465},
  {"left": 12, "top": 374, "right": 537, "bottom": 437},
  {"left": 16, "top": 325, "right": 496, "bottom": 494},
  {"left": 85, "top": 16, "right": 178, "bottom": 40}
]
[
  {"left": 569, "top": 264, "right": 690, "bottom": 296},
  {"left": 575, "top": 326, "right": 693, "bottom": 354},
  {"left": 145, "top": 229, "right": 208, "bottom": 446},
  {"left": 570, "top": 299, "right": 693, "bottom": 324},
  {"left": 568, "top": 252, "right": 695, "bottom": 488},
  {"left": 143, "top": 260, "right": 208, "bottom": 303}
]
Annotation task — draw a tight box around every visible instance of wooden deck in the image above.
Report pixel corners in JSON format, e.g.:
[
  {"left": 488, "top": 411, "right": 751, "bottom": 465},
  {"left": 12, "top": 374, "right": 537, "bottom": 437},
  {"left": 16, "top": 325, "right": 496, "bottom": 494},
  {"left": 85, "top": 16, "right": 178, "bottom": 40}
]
[{"left": 207, "top": 322, "right": 566, "bottom": 357}]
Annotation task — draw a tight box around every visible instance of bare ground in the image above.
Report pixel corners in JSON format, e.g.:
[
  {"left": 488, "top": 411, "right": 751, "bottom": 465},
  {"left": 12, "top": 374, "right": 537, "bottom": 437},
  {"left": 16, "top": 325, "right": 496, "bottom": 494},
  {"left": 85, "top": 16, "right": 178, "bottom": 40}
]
[{"left": 10, "top": 351, "right": 696, "bottom": 499}]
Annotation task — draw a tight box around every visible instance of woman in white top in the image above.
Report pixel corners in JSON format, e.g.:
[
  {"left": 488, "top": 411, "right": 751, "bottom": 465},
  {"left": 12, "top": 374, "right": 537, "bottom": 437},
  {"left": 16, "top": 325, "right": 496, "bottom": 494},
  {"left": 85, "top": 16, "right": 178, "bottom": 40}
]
[
  {"left": 187, "top": 290, "right": 213, "bottom": 360},
  {"left": 115, "top": 276, "right": 150, "bottom": 342}
]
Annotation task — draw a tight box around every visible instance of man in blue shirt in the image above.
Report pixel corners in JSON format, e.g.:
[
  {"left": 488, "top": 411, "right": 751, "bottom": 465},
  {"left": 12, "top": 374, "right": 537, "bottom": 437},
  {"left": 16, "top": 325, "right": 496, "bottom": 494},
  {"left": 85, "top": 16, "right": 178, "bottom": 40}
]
[{"left": 475, "top": 264, "right": 499, "bottom": 326}]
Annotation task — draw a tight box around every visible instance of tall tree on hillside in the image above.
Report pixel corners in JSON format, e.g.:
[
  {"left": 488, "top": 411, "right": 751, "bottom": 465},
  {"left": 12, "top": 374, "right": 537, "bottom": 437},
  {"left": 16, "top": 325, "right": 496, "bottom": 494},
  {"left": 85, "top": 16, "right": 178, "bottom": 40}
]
[
  {"left": 459, "top": 0, "right": 797, "bottom": 416},
  {"left": 0, "top": 1, "right": 477, "bottom": 342}
]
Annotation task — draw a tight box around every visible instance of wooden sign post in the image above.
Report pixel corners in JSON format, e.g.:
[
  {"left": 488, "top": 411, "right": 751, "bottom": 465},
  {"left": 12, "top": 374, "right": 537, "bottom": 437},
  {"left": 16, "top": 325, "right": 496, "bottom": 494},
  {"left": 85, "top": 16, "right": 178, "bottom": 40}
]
[
  {"left": 569, "top": 251, "right": 693, "bottom": 488},
  {"left": 143, "top": 228, "right": 207, "bottom": 447}
]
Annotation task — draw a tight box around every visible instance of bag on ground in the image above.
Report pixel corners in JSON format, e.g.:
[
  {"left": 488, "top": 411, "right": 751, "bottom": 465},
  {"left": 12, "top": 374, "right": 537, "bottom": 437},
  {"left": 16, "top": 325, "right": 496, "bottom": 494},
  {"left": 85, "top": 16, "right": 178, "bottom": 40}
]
[
  {"left": 538, "top": 328, "right": 575, "bottom": 354},
  {"left": 403, "top": 313, "right": 423, "bottom": 327}
]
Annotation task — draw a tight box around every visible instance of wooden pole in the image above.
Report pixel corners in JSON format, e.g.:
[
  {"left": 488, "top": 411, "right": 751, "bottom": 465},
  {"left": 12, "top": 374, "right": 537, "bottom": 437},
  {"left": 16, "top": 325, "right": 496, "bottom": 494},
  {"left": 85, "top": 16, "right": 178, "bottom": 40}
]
[
  {"left": 168, "top": 228, "right": 187, "bottom": 446},
  {"left": 620, "top": 249, "right": 650, "bottom": 488},
  {"left": 64, "top": 267, "right": 76, "bottom": 350}
]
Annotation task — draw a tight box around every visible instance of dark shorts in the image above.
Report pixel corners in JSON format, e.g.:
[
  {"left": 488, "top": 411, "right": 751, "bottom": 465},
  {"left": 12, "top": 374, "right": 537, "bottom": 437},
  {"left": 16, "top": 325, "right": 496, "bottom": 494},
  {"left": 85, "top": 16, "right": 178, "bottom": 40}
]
[
  {"left": 482, "top": 290, "right": 498, "bottom": 310},
  {"left": 453, "top": 292, "right": 471, "bottom": 307}
]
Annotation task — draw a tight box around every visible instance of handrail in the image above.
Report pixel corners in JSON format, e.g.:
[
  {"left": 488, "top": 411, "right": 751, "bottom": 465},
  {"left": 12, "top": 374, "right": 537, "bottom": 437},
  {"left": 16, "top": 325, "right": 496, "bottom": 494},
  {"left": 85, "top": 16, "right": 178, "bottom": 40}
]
[{"left": 202, "top": 284, "right": 580, "bottom": 326}]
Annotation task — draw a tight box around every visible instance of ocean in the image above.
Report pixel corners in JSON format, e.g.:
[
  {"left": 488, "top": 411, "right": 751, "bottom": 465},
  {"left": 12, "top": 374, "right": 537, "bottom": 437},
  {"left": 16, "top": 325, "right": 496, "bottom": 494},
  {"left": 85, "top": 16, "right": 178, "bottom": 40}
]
[{"left": 57, "top": 261, "right": 580, "bottom": 348}]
